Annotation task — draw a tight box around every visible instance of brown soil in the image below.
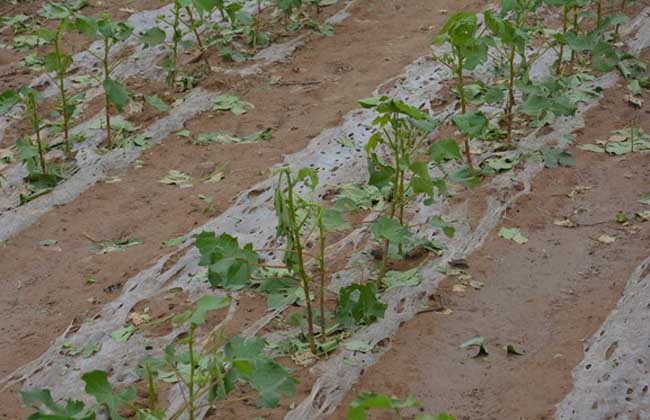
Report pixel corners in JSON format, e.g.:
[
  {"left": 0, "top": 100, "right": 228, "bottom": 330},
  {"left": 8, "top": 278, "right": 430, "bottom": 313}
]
[
  {"left": 329, "top": 80, "right": 650, "bottom": 420},
  {"left": 0, "top": 0, "right": 487, "bottom": 417}
]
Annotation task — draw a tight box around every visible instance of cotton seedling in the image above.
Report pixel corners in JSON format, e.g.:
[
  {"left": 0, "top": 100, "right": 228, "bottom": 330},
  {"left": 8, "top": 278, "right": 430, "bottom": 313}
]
[
  {"left": 75, "top": 14, "right": 134, "bottom": 149},
  {"left": 359, "top": 96, "right": 457, "bottom": 282},
  {"left": 23, "top": 295, "right": 298, "bottom": 419},
  {"left": 484, "top": 0, "right": 539, "bottom": 141},
  {"left": 432, "top": 11, "right": 489, "bottom": 168},
  {"left": 1, "top": 88, "right": 48, "bottom": 175},
  {"left": 39, "top": 3, "right": 77, "bottom": 157}
]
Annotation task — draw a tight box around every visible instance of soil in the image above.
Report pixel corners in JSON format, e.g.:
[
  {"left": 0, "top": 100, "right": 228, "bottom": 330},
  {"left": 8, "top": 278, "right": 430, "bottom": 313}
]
[
  {"left": 328, "top": 80, "right": 650, "bottom": 420},
  {"left": 0, "top": 0, "right": 488, "bottom": 417},
  {"left": 1, "top": 0, "right": 649, "bottom": 419}
]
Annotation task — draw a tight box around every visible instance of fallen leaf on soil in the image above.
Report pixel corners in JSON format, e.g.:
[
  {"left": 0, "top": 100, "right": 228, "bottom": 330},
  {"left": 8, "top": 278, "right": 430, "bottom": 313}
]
[
  {"left": 636, "top": 211, "right": 650, "bottom": 221},
  {"left": 160, "top": 170, "right": 192, "bottom": 188},
  {"left": 452, "top": 284, "right": 467, "bottom": 293},
  {"left": 598, "top": 234, "right": 616, "bottom": 244},
  {"left": 460, "top": 335, "right": 489, "bottom": 358},
  {"left": 625, "top": 94, "right": 644, "bottom": 107},
  {"left": 498, "top": 227, "right": 528, "bottom": 244},
  {"left": 554, "top": 218, "right": 577, "bottom": 228},
  {"left": 504, "top": 344, "right": 524, "bottom": 356},
  {"left": 640, "top": 193, "right": 650, "bottom": 205},
  {"left": 608, "top": 134, "right": 628, "bottom": 143},
  {"left": 469, "top": 280, "right": 484, "bottom": 290}
]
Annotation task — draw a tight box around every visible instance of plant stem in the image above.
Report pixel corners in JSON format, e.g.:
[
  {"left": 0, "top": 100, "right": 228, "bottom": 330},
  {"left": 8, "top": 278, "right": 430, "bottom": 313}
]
[
  {"left": 102, "top": 37, "right": 113, "bottom": 149},
  {"left": 188, "top": 327, "right": 196, "bottom": 420},
  {"left": 615, "top": 0, "right": 627, "bottom": 34},
  {"left": 29, "top": 95, "right": 47, "bottom": 174},
  {"left": 285, "top": 172, "right": 317, "bottom": 355},
  {"left": 54, "top": 25, "right": 71, "bottom": 157},
  {"left": 596, "top": 0, "right": 602, "bottom": 26},
  {"left": 145, "top": 360, "right": 157, "bottom": 410},
  {"left": 456, "top": 47, "right": 474, "bottom": 169},
  {"left": 168, "top": 1, "right": 182, "bottom": 87},
  {"left": 506, "top": 44, "right": 516, "bottom": 143},
  {"left": 317, "top": 213, "right": 327, "bottom": 344},
  {"left": 570, "top": 7, "right": 579, "bottom": 69},
  {"left": 557, "top": 5, "right": 569, "bottom": 76},
  {"left": 185, "top": 7, "right": 210, "bottom": 68}
]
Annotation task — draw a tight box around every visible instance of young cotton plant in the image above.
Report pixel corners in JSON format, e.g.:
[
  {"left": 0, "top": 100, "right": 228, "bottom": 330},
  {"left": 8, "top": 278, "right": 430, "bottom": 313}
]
[
  {"left": 75, "top": 14, "right": 133, "bottom": 149},
  {"left": 196, "top": 172, "right": 347, "bottom": 357},
  {"left": 358, "top": 96, "right": 458, "bottom": 283},
  {"left": 39, "top": 3, "right": 79, "bottom": 157},
  {"left": 22, "top": 296, "right": 298, "bottom": 420},
  {"left": 432, "top": 11, "right": 490, "bottom": 168},
  {"left": 484, "top": 0, "right": 539, "bottom": 142}
]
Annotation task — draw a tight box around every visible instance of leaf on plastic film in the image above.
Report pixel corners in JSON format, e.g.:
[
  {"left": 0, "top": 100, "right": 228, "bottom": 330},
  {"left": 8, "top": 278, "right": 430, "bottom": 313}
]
[
  {"left": 144, "top": 95, "right": 168, "bottom": 112},
  {"left": 111, "top": 324, "right": 136, "bottom": 342},
  {"left": 344, "top": 339, "right": 374, "bottom": 353},
  {"left": 382, "top": 269, "right": 422, "bottom": 290}
]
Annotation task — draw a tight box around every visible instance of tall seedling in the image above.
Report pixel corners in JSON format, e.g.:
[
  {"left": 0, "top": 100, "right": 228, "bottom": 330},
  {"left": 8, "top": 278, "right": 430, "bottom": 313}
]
[
  {"left": 432, "top": 12, "right": 489, "bottom": 168},
  {"left": 75, "top": 14, "right": 133, "bottom": 149},
  {"left": 274, "top": 167, "right": 318, "bottom": 354},
  {"left": 484, "top": 0, "right": 538, "bottom": 141},
  {"left": 39, "top": 3, "right": 76, "bottom": 157},
  {"left": 359, "top": 97, "right": 453, "bottom": 282}
]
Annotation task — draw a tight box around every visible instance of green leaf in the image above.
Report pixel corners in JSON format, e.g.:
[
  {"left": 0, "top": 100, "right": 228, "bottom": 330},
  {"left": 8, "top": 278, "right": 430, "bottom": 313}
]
[
  {"left": 428, "top": 138, "right": 463, "bottom": 165},
  {"left": 140, "top": 26, "right": 166, "bottom": 47},
  {"left": 247, "top": 359, "right": 299, "bottom": 407},
  {"left": 591, "top": 42, "right": 619, "bottom": 72},
  {"left": 459, "top": 335, "right": 489, "bottom": 357},
  {"left": 498, "top": 227, "right": 528, "bottom": 244},
  {"left": 322, "top": 208, "right": 351, "bottom": 231},
  {"left": 188, "top": 295, "right": 230, "bottom": 326},
  {"left": 504, "top": 343, "right": 524, "bottom": 356},
  {"left": 212, "top": 93, "right": 254, "bottom": 115},
  {"left": 540, "top": 146, "right": 575, "bottom": 168},
  {"left": 195, "top": 232, "right": 259, "bottom": 290},
  {"left": 0, "top": 90, "right": 19, "bottom": 116},
  {"left": 344, "top": 339, "right": 374, "bottom": 353},
  {"left": 348, "top": 392, "right": 421, "bottom": 420},
  {"left": 640, "top": 192, "right": 650, "bottom": 205},
  {"left": 39, "top": 3, "right": 71, "bottom": 20},
  {"left": 429, "top": 215, "right": 455, "bottom": 238},
  {"left": 22, "top": 389, "right": 94, "bottom": 420},
  {"left": 382, "top": 269, "right": 422, "bottom": 290},
  {"left": 336, "top": 184, "right": 384, "bottom": 211},
  {"left": 110, "top": 325, "right": 136, "bottom": 342},
  {"left": 578, "top": 143, "right": 606, "bottom": 153},
  {"left": 224, "top": 336, "right": 298, "bottom": 408},
  {"left": 144, "top": 95, "right": 168, "bottom": 112},
  {"left": 159, "top": 170, "right": 192, "bottom": 188},
  {"left": 370, "top": 216, "right": 412, "bottom": 245},
  {"left": 39, "top": 239, "right": 58, "bottom": 247},
  {"left": 103, "top": 78, "right": 130, "bottom": 112},
  {"left": 82, "top": 370, "right": 135, "bottom": 420},
  {"left": 257, "top": 275, "right": 304, "bottom": 311},
  {"left": 452, "top": 111, "right": 488, "bottom": 138},
  {"left": 335, "top": 283, "right": 387, "bottom": 328},
  {"left": 161, "top": 236, "right": 185, "bottom": 248}
]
